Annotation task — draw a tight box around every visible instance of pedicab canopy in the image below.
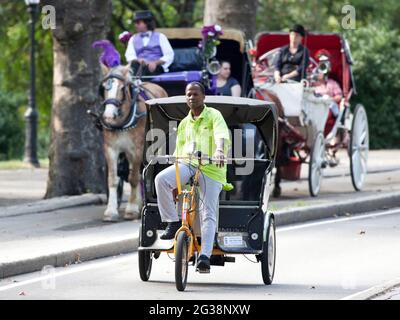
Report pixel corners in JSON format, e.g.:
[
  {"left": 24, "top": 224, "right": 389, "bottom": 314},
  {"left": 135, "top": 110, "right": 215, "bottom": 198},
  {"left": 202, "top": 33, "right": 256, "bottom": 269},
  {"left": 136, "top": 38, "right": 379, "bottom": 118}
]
[{"left": 144, "top": 95, "right": 278, "bottom": 162}]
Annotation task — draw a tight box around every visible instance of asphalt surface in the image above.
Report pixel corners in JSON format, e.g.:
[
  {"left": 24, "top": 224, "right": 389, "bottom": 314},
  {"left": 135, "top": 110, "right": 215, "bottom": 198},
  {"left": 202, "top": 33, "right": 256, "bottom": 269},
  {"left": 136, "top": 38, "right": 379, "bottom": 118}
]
[{"left": 1, "top": 207, "right": 399, "bottom": 300}]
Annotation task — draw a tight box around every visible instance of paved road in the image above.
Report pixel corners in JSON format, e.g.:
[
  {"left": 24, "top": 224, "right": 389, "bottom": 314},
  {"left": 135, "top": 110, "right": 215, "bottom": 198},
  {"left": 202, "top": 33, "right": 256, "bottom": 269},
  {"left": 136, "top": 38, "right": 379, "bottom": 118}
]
[{"left": 1, "top": 207, "right": 399, "bottom": 300}]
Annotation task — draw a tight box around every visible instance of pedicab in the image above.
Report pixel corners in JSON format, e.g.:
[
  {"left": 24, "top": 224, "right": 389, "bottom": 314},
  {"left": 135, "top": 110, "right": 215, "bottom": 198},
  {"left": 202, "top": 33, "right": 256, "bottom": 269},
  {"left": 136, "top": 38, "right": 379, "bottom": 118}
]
[
  {"left": 138, "top": 95, "right": 278, "bottom": 291},
  {"left": 250, "top": 32, "right": 369, "bottom": 197}
]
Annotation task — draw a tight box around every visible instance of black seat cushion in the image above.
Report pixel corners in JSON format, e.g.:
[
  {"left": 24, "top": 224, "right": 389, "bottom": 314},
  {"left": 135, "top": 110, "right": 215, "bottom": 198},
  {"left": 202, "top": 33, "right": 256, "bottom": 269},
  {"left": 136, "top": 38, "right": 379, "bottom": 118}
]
[{"left": 169, "top": 47, "right": 203, "bottom": 72}]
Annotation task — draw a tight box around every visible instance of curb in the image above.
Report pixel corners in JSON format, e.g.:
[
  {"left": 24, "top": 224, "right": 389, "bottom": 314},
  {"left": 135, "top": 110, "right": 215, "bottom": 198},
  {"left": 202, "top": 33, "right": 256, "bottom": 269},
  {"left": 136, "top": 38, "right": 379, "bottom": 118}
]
[
  {"left": 1, "top": 191, "right": 400, "bottom": 279},
  {"left": 0, "top": 193, "right": 107, "bottom": 218},
  {"left": 274, "top": 191, "right": 400, "bottom": 226},
  {"left": 341, "top": 278, "right": 400, "bottom": 300}
]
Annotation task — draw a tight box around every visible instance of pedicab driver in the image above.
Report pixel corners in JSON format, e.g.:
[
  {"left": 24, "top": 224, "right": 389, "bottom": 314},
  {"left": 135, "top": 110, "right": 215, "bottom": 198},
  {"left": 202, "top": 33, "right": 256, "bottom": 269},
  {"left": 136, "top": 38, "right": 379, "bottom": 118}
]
[{"left": 155, "top": 81, "right": 231, "bottom": 273}]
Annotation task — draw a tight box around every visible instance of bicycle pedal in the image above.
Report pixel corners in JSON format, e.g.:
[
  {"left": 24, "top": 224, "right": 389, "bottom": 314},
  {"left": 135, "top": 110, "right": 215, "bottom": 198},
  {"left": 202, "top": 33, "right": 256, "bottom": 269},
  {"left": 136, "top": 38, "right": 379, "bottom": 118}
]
[{"left": 196, "top": 267, "right": 210, "bottom": 274}]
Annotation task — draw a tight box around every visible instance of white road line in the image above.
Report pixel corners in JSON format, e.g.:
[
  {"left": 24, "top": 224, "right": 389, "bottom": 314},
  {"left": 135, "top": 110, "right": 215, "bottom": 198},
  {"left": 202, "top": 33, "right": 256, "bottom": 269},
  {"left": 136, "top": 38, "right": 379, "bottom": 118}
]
[
  {"left": 277, "top": 207, "right": 400, "bottom": 233},
  {"left": 0, "top": 254, "right": 136, "bottom": 292}
]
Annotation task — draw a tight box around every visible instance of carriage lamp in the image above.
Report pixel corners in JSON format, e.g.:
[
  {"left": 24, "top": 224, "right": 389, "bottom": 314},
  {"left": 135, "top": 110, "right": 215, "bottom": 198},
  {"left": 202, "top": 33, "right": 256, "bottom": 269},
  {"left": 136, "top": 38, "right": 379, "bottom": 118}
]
[{"left": 24, "top": 0, "right": 40, "bottom": 167}]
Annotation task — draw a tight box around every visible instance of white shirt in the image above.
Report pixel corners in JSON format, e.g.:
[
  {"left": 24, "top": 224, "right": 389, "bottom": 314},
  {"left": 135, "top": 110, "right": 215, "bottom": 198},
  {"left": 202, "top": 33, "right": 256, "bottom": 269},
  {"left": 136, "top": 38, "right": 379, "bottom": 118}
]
[{"left": 125, "top": 31, "right": 174, "bottom": 72}]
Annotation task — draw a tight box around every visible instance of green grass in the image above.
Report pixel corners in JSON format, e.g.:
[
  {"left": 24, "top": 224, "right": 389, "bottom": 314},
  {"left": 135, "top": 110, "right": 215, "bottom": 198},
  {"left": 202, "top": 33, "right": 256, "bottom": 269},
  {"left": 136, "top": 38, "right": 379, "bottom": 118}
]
[{"left": 0, "top": 158, "right": 49, "bottom": 170}]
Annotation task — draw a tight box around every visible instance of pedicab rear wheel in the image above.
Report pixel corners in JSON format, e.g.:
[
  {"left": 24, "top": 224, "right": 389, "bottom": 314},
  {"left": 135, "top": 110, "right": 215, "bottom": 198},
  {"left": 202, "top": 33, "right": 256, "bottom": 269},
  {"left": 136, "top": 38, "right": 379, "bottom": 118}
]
[
  {"left": 175, "top": 231, "right": 189, "bottom": 291},
  {"left": 138, "top": 250, "right": 153, "bottom": 281},
  {"left": 260, "top": 216, "right": 276, "bottom": 285}
]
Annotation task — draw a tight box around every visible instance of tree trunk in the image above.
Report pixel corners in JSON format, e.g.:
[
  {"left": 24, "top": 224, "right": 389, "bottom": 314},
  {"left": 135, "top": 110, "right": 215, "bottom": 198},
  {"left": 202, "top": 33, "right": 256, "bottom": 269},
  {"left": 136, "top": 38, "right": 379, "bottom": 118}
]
[
  {"left": 203, "top": 0, "right": 258, "bottom": 40},
  {"left": 44, "top": 0, "right": 112, "bottom": 198}
]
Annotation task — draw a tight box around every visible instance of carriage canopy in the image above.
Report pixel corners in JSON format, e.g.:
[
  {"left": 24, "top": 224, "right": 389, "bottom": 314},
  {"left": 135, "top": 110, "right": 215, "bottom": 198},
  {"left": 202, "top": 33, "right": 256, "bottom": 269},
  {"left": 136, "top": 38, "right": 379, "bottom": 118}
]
[
  {"left": 151, "top": 28, "right": 253, "bottom": 96},
  {"left": 255, "top": 32, "right": 356, "bottom": 97}
]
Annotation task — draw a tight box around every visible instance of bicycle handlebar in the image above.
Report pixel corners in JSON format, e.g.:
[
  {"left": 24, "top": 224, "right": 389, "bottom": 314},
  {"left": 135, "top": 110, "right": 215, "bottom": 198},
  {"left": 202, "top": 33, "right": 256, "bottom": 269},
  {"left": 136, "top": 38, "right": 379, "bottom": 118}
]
[{"left": 148, "top": 154, "right": 270, "bottom": 164}]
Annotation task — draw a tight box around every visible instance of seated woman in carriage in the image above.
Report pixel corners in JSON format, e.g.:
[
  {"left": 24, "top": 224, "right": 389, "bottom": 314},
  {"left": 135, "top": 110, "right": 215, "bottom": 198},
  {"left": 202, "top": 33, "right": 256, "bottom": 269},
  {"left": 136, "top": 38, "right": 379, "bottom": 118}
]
[
  {"left": 312, "top": 49, "right": 343, "bottom": 136},
  {"left": 216, "top": 60, "right": 241, "bottom": 96}
]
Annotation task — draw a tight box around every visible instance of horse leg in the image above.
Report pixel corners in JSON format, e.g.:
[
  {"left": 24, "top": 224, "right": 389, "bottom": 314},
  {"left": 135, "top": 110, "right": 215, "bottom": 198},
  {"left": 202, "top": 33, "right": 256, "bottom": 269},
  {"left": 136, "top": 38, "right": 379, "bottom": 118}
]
[
  {"left": 272, "top": 166, "right": 282, "bottom": 198},
  {"left": 103, "top": 145, "right": 120, "bottom": 222},
  {"left": 123, "top": 151, "right": 142, "bottom": 220}
]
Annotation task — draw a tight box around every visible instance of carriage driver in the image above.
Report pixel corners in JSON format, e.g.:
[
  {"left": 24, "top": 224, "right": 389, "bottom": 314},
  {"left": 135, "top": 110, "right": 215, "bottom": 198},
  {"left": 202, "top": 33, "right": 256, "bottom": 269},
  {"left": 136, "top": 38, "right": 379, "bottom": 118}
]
[
  {"left": 125, "top": 10, "right": 174, "bottom": 76},
  {"left": 155, "top": 82, "right": 231, "bottom": 273},
  {"left": 274, "top": 24, "right": 310, "bottom": 83}
]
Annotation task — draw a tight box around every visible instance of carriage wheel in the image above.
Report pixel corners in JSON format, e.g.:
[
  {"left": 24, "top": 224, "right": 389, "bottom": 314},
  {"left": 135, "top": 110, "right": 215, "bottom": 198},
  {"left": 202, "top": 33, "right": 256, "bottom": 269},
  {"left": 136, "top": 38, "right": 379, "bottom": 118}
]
[
  {"left": 175, "top": 231, "right": 189, "bottom": 291},
  {"left": 138, "top": 250, "right": 153, "bottom": 281},
  {"left": 308, "top": 131, "right": 325, "bottom": 197},
  {"left": 350, "top": 104, "right": 369, "bottom": 191},
  {"left": 260, "top": 216, "right": 276, "bottom": 285}
]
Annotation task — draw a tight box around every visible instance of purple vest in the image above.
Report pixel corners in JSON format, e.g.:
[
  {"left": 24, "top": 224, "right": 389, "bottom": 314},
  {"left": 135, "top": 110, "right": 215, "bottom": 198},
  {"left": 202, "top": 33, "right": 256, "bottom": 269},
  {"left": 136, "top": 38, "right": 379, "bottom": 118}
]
[{"left": 133, "top": 32, "right": 163, "bottom": 61}]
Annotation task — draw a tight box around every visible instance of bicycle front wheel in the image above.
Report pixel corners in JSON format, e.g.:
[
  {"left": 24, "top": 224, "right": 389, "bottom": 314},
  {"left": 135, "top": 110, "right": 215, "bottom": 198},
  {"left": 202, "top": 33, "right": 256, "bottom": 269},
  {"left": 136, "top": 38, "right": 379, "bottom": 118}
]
[{"left": 175, "top": 231, "right": 189, "bottom": 291}]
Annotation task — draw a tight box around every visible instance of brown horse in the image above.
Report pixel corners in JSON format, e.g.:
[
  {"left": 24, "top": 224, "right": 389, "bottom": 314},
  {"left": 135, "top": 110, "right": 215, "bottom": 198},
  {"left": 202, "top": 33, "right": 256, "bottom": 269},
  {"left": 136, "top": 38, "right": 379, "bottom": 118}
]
[
  {"left": 99, "top": 62, "right": 167, "bottom": 221},
  {"left": 255, "top": 88, "right": 286, "bottom": 197}
]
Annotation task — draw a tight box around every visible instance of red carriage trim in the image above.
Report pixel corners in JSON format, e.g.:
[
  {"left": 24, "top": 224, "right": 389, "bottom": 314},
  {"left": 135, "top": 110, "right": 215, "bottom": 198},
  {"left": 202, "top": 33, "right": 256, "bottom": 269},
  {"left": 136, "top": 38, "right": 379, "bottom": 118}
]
[{"left": 254, "top": 32, "right": 354, "bottom": 97}]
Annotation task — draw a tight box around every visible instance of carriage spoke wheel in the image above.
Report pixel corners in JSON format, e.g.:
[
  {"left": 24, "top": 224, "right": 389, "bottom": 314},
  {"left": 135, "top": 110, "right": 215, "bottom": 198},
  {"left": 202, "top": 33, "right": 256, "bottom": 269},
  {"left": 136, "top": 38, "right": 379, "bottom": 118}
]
[
  {"left": 350, "top": 104, "right": 369, "bottom": 191},
  {"left": 308, "top": 131, "right": 325, "bottom": 197},
  {"left": 175, "top": 231, "right": 189, "bottom": 291},
  {"left": 138, "top": 250, "right": 153, "bottom": 281},
  {"left": 260, "top": 216, "right": 276, "bottom": 285}
]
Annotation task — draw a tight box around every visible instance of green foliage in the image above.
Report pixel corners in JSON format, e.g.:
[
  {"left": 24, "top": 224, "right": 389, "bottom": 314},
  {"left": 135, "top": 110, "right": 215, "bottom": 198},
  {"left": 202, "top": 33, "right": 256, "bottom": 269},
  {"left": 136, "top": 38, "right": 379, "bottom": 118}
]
[
  {"left": 256, "top": 0, "right": 400, "bottom": 33},
  {"left": 0, "top": 91, "right": 24, "bottom": 160},
  {"left": 345, "top": 25, "right": 400, "bottom": 148},
  {"left": 0, "top": 2, "right": 53, "bottom": 160}
]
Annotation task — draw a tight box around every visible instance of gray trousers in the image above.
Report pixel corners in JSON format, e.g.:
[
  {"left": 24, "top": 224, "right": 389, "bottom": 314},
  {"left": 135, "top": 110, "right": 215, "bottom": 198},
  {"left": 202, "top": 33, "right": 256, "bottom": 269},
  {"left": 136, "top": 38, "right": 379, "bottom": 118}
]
[{"left": 155, "top": 163, "right": 222, "bottom": 257}]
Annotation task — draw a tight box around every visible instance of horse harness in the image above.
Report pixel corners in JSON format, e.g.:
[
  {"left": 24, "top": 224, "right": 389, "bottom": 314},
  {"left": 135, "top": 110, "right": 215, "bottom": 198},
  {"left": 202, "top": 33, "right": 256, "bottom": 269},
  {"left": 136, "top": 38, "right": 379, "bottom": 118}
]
[{"left": 98, "top": 73, "right": 148, "bottom": 132}]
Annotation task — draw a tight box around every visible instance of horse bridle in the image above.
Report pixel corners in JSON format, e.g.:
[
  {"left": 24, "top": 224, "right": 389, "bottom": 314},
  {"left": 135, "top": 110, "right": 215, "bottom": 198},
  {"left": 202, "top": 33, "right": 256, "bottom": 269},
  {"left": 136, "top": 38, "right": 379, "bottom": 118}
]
[{"left": 99, "top": 73, "right": 134, "bottom": 110}]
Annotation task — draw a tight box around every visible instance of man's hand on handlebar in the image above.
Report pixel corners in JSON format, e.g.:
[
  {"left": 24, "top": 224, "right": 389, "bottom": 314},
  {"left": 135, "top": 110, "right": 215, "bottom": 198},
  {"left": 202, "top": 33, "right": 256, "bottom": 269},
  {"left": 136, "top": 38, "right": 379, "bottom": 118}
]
[{"left": 213, "top": 149, "right": 225, "bottom": 168}]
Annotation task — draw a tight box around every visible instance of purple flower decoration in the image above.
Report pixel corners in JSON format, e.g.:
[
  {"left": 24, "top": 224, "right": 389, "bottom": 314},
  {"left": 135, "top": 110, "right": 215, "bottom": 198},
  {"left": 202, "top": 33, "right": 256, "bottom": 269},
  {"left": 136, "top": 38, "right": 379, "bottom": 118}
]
[
  {"left": 119, "top": 31, "right": 133, "bottom": 45},
  {"left": 201, "top": 24, "right": 223, "bottom": 37},
  {"left": 199, "top": 24, "right": 223, "bottom": 59},
  {"left": 92, "top": 40, "right": 121, "bottom": 68}
]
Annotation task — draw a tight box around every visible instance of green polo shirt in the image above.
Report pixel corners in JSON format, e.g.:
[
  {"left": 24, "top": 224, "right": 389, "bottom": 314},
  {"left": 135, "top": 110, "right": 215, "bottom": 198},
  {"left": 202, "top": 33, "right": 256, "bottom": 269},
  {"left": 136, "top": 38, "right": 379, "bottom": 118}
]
[{"left": 174, "top": 105, "right": 231, "bottom": 186}]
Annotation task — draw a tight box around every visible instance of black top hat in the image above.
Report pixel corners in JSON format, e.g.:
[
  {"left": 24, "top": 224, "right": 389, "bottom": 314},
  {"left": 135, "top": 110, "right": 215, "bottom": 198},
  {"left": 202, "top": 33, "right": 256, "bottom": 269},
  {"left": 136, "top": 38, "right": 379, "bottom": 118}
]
[
  {"left": 134, "top": 10, "right": 154, "bottom": 21},
  {"left": 290, "top": 24, "right": 306, "bottom": 37}
]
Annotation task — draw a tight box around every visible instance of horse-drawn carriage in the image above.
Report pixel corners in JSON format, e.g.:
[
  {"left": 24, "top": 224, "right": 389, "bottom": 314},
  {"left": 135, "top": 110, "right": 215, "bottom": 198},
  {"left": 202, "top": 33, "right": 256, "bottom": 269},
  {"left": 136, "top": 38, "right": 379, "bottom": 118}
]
[
  {"left": 251, "top": 32, "right": 369, "bottom": 197},
  {"left": 95, "top": 27, "right": 256, "bottom": 210},
  {"left": 138, "top": 95, "right": 278, "bottom": 290}
]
